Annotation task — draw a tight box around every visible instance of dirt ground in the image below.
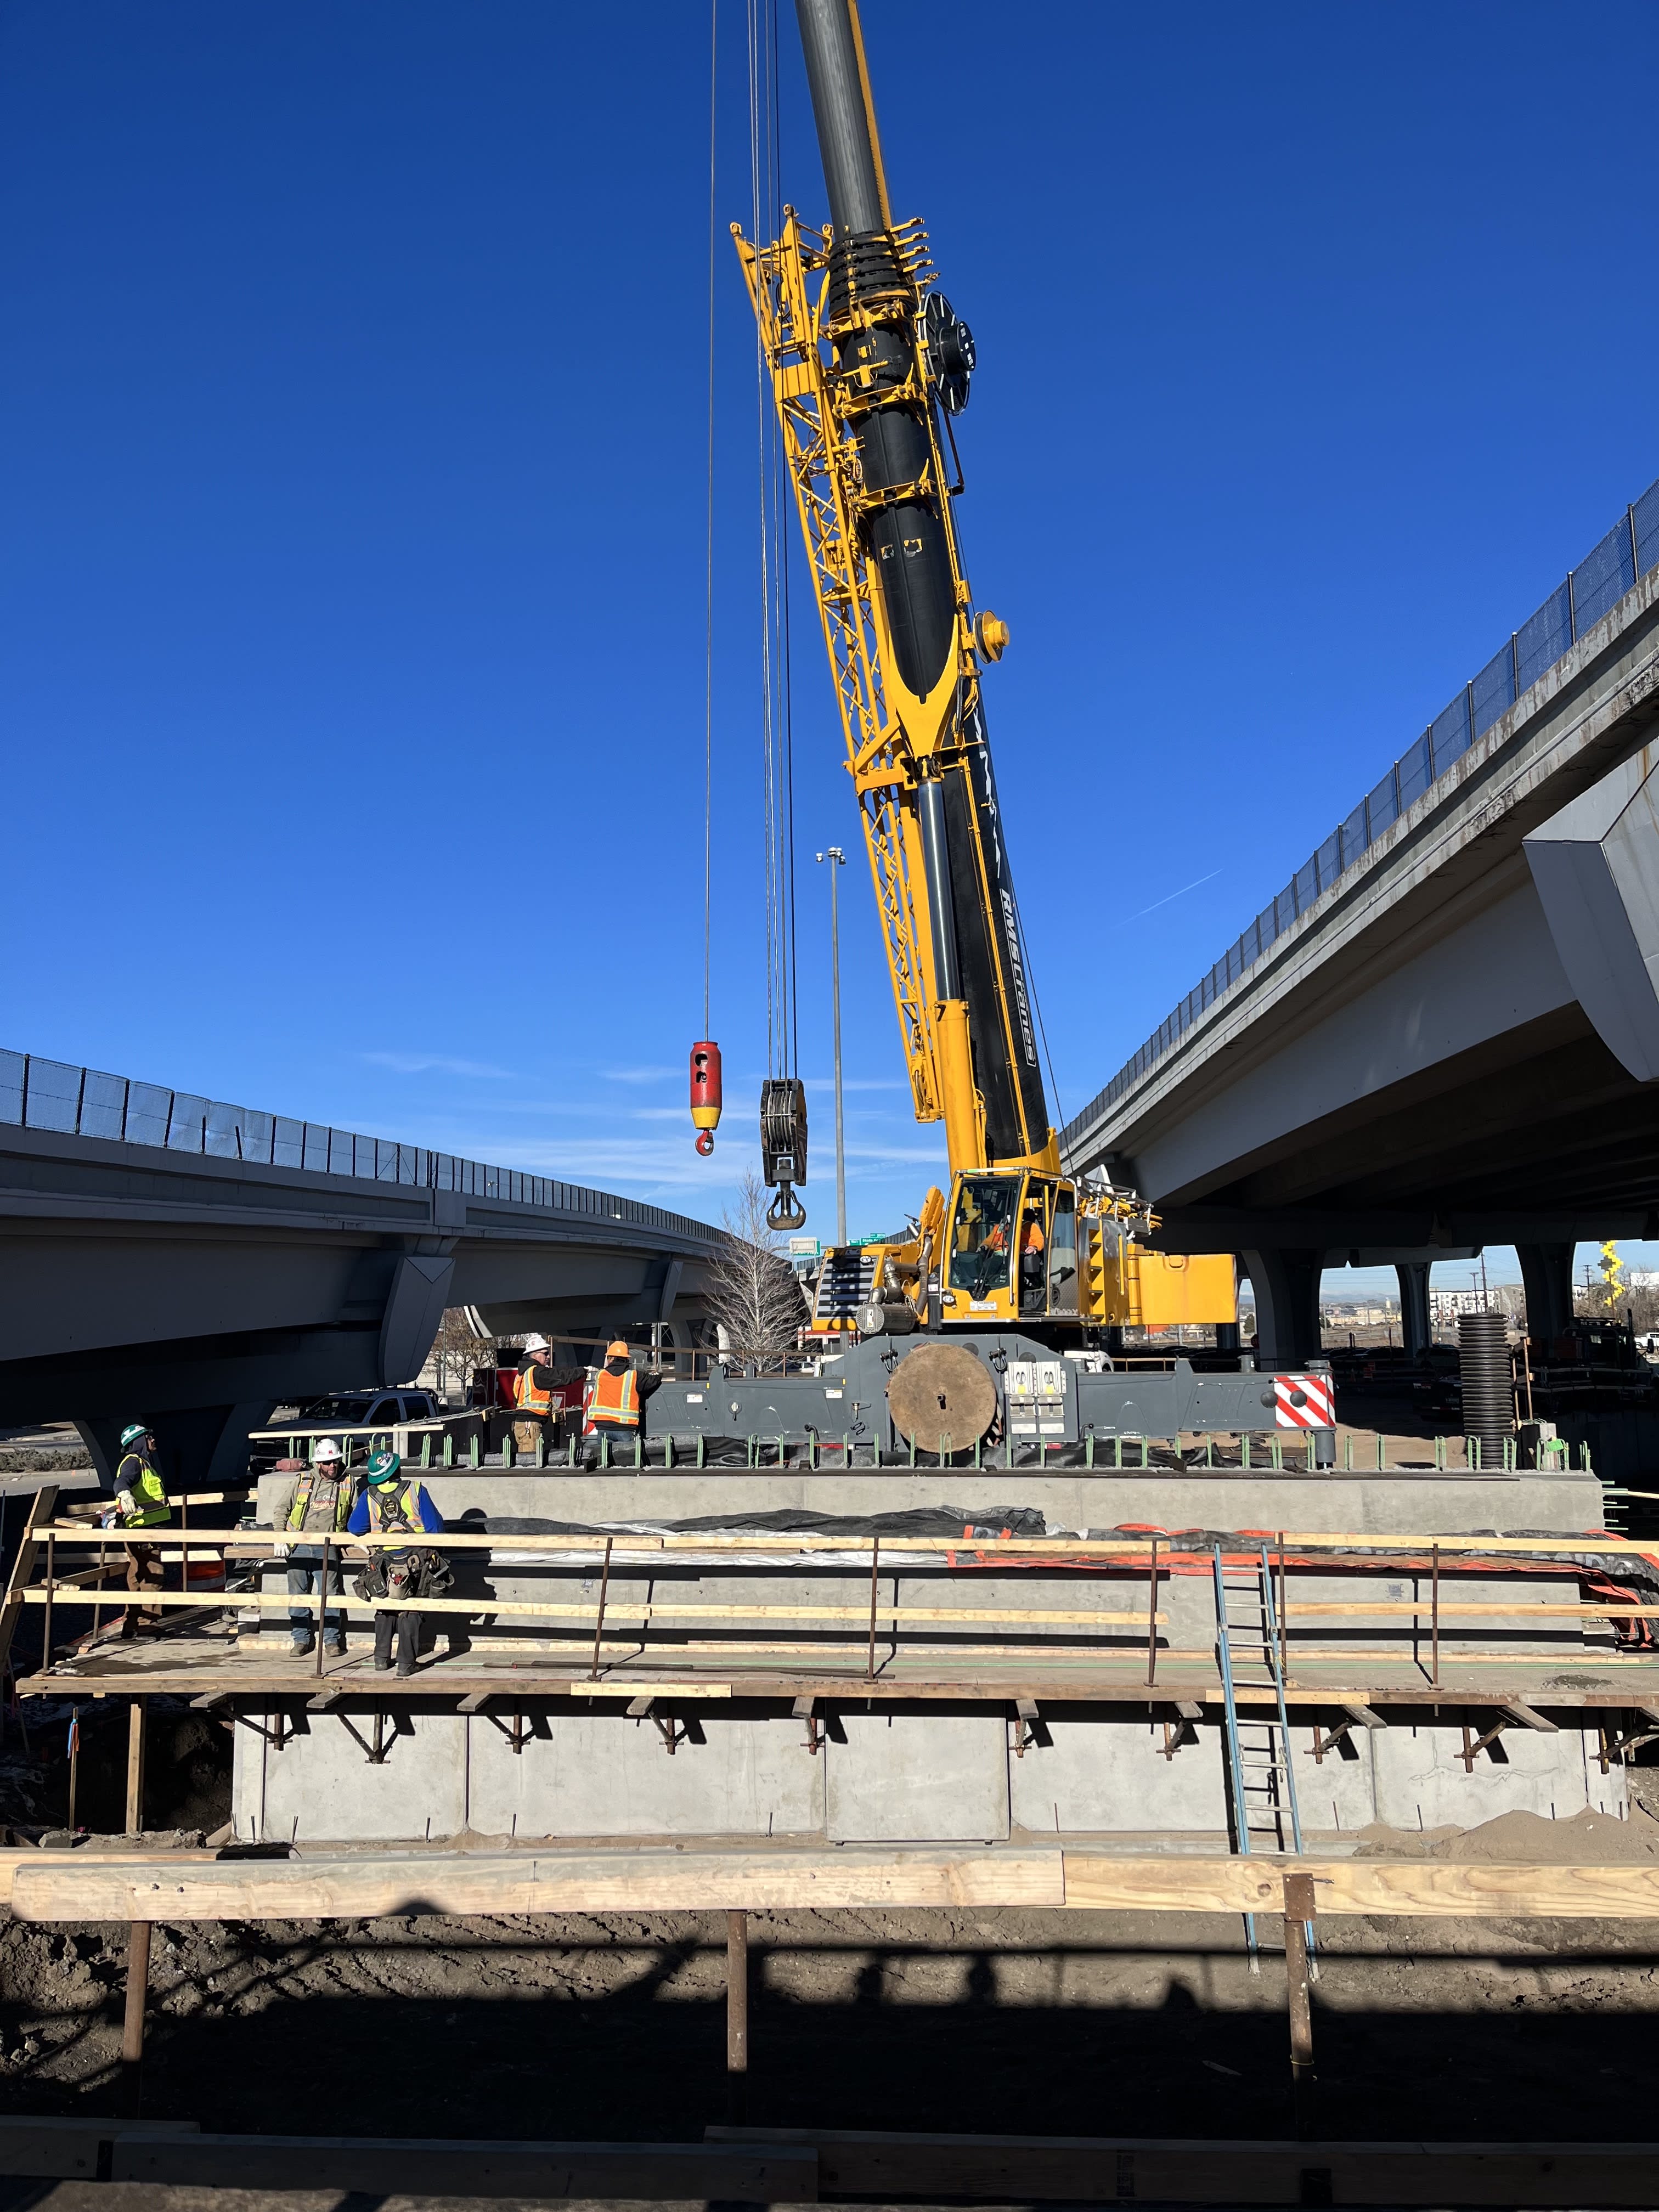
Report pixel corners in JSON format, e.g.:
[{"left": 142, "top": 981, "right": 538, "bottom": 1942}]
[{"left": 3, "top": 1788, "right": 1659, "bottom": 2145}]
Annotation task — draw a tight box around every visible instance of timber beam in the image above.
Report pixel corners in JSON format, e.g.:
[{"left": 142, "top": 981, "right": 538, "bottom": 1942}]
[{"left": 12, "top": 1847, "right": 1659, "bottom": 1925}]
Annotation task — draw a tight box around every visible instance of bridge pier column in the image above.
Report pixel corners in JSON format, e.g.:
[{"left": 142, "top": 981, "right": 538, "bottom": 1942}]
[
  {"left": 1517, "top": 1241, "right": 1576, "bottom": 1342},
  {"left": 1396, "top": 1261, "right": 1432, "bottom": 1360},
  {"left": 1240, "top": 1248, "right": 1323, "bottom": 1370}
]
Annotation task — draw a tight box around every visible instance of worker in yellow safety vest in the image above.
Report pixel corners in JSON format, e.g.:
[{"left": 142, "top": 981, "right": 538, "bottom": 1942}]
[
  {"left": 113, "top": 1421, "right": 172, "bottom": 1638},
  {"left": 347, "top": 1451, "right": 446, "bottom": 1677}
]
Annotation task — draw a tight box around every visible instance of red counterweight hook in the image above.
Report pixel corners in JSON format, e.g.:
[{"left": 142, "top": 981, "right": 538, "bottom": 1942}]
[{"left": 690, "top": 1041, "right": 723, "bottom": 1156}]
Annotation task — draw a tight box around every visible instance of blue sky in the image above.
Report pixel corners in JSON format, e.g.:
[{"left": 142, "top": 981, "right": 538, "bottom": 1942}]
[{"left": 4, "top": 1, "right": 1658, "bottom": 1286}]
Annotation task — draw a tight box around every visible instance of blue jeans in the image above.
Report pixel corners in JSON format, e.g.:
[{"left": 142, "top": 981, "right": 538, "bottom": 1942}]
[{"left": 287, "top": 1546, "right": 345, "bottom": 1644}]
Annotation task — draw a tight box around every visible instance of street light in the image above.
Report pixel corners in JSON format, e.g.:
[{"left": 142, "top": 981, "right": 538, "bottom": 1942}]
[{"left": 815, "top": 846, "right": 847, "bottom": 1245}]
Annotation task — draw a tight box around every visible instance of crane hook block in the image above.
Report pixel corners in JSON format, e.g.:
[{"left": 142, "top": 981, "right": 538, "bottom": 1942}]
[
  {"left": 690, "top": 1041, "right": 723, "bottom": 1155},
  {"left": 760, "top": 1076, "right": 809, "bottom": 1230}
]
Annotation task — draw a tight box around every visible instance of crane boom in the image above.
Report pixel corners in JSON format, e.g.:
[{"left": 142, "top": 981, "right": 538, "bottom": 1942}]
[
  {"left": 737, "top": 0, "right": 1237, "bottom": 1342},
  {"left": 736, "top": 0, "right": 1052, "bottom": 1177}
]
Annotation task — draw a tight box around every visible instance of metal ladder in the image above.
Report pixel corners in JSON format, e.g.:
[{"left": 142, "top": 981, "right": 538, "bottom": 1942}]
[{"left": 1212, "top": 1543, "right": 1313, "bottom": 1973}]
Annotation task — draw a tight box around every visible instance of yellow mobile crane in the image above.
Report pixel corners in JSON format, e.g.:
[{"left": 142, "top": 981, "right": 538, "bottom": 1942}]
[{"left": 735, "top": 0, "right": 1234, "bottom": 1343}]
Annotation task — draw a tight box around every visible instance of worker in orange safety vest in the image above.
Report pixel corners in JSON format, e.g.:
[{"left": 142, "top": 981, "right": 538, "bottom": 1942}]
[
  {"left": 1017, "top": 1208, "right": 1046, "bottom": 1310},
  {"left": 512, "top": 1334, "right": 560, "bottom": 1457},
  {"left": 582, "top": 1340, "right": 661, "bottom": 1463}
]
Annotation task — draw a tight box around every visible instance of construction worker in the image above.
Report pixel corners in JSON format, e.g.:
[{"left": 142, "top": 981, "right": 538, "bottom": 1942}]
[
  {"left": 112, "top": 1423, "right": 172, "bottom": 1638},
  {"left": 513, "top": 1334, "right": 559, "bottom": 1458},
  {"left": 347, "top": 1449, "right": 446, "bottom": 1677},
  {"left": 580, "top": 1340, "right": 661, "bottom": 1465},
  {"left": 272, "top": 1437, "right": 357, "bottom": 1659},
  {"left": 1018, "top": 1206, "right": 1046, "bottom": 1311}
]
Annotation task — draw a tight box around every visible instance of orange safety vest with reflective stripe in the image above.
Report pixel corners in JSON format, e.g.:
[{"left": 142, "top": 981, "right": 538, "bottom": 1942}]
[
  {"left": 516, "top": 1363, "right": 553, "bottom": 1415},
  {"left": 1021, "top": 1220, "right": 1045, "bottom": 1255},
  {"left": 584, "top": 1365, "right": 640, "bottom": 1431}
]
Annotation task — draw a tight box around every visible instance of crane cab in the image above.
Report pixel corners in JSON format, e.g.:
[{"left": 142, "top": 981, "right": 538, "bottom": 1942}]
[
  {"left": 938, "top": 1171, "right": 1077, "bottom": 1325},
  {"left": 938, "top": 1170, "right": 1238, "bottom": 1333}
]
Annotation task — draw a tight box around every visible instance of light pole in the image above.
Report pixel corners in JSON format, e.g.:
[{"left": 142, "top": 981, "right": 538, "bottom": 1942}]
[{"left": 816, "top": 847, "right": 847, "bottom": 1245}]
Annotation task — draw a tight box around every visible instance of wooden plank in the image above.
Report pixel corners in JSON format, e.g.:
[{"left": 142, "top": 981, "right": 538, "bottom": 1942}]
[
  {"left": 1341, "top": 1700, "right": 1387, "bottom": 1729},
  {"left": 13, "top": 1588, "right": 1167, "bottom": 1628},
  {"left": 0, "top": 1484, "right": 58, "bottom": 1672},
  {"left": 1504, "top": 1699, "right": 1560, "bottom": 1731},
  {"left": 0, "top": 1849, "right": 219, "bottom": 1912},
  {"left": 18, "top": 1843, "right": 1659, "bottom": 1925},
  {"left": 707, "top": 2128, "right": 1659, "bottom": 2206},
  {"left": 1060, "top": 1853, "right": 1659, "bottom": 1920},
  {"left": 110, "top": 2134, "right": 817, "bottom": 2199},
  {"left": 1290, "top": 1602, "right": 1659, "bottom": 1617},
  {"left": 10, "top": 1847, "right": 1068, "bottom": 1923},
  {"left": 44, "top": 1521, "right": 1655, "bottom": 1560}
]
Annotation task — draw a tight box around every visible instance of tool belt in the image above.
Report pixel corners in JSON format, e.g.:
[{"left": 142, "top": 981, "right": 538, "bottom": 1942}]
[{"left": 353, "top": 1548, "right": 453, "bottom": 1604}]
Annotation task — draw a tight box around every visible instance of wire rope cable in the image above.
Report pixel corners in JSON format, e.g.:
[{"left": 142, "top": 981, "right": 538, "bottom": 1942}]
[
  {"left": 747, "top": 0, "right": 798, "bottom": 1081},
  {"left": 702, "top": 0, "right": 718, "bottom": 1040}
]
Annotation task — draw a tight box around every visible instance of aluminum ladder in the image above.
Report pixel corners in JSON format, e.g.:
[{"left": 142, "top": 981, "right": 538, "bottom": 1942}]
[{"left": 1211, "top": 1542, "right": 1314, "bottom": 1973}]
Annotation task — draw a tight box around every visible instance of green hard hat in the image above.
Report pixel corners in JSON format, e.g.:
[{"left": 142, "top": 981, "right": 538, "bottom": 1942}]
[
  {"left": 119, "top": 1422, "right": 150, "bottom": 1448},
  {"left": 366, "top": 1449, "right": 402, "bottom": 1485}
]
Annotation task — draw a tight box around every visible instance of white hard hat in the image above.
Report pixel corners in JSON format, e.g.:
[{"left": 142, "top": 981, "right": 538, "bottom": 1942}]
[
  {"left": 524, "top": 1334, "right": 550, "bottom": 1355},
  {"left": 312, "top": 1437, "right": 344, "bottom": 1464}
]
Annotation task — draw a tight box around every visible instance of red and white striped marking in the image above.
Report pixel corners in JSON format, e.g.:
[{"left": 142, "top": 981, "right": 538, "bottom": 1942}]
[{"left": 1273, "top": 1373, "right": 1335, "bottom": 1429}]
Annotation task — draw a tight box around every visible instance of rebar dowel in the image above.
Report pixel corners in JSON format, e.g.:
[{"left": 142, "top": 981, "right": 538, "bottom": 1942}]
[
  {"left": 866, "top": 1537, "right": 881, "bottom": 1680},
  {"left": 42, "top": 1533, "right": 53, "bottom": 1668},
  {"left": 1431, "top": 1542, "right": 1441, "bottom": 1689},
  {"left": 315, "top": 1538, "right": 330, "bottom": 1674},
  {"left": 589, "top": 1538, "right": 613, "bottom": 1679},
  {"left": 1146, "top": 1536, "right": 1159, "bottom": 1686}
]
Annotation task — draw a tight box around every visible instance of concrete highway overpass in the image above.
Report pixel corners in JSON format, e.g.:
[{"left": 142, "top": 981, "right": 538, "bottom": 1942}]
[
  {"left": 1063, "top": 482, "right": 1659, "bottom": 1365},
  {"left": 0, "top": 1051, "right": 720, "bottom": 1482}
]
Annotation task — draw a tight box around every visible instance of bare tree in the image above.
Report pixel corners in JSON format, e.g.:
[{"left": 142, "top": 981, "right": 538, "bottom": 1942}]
[
  {"left": 426, "top": 1308, "right": 497, "bottom": 1400},
  {"left": 704, "top": 1170, "right": 809, "bottom": 1372}
]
